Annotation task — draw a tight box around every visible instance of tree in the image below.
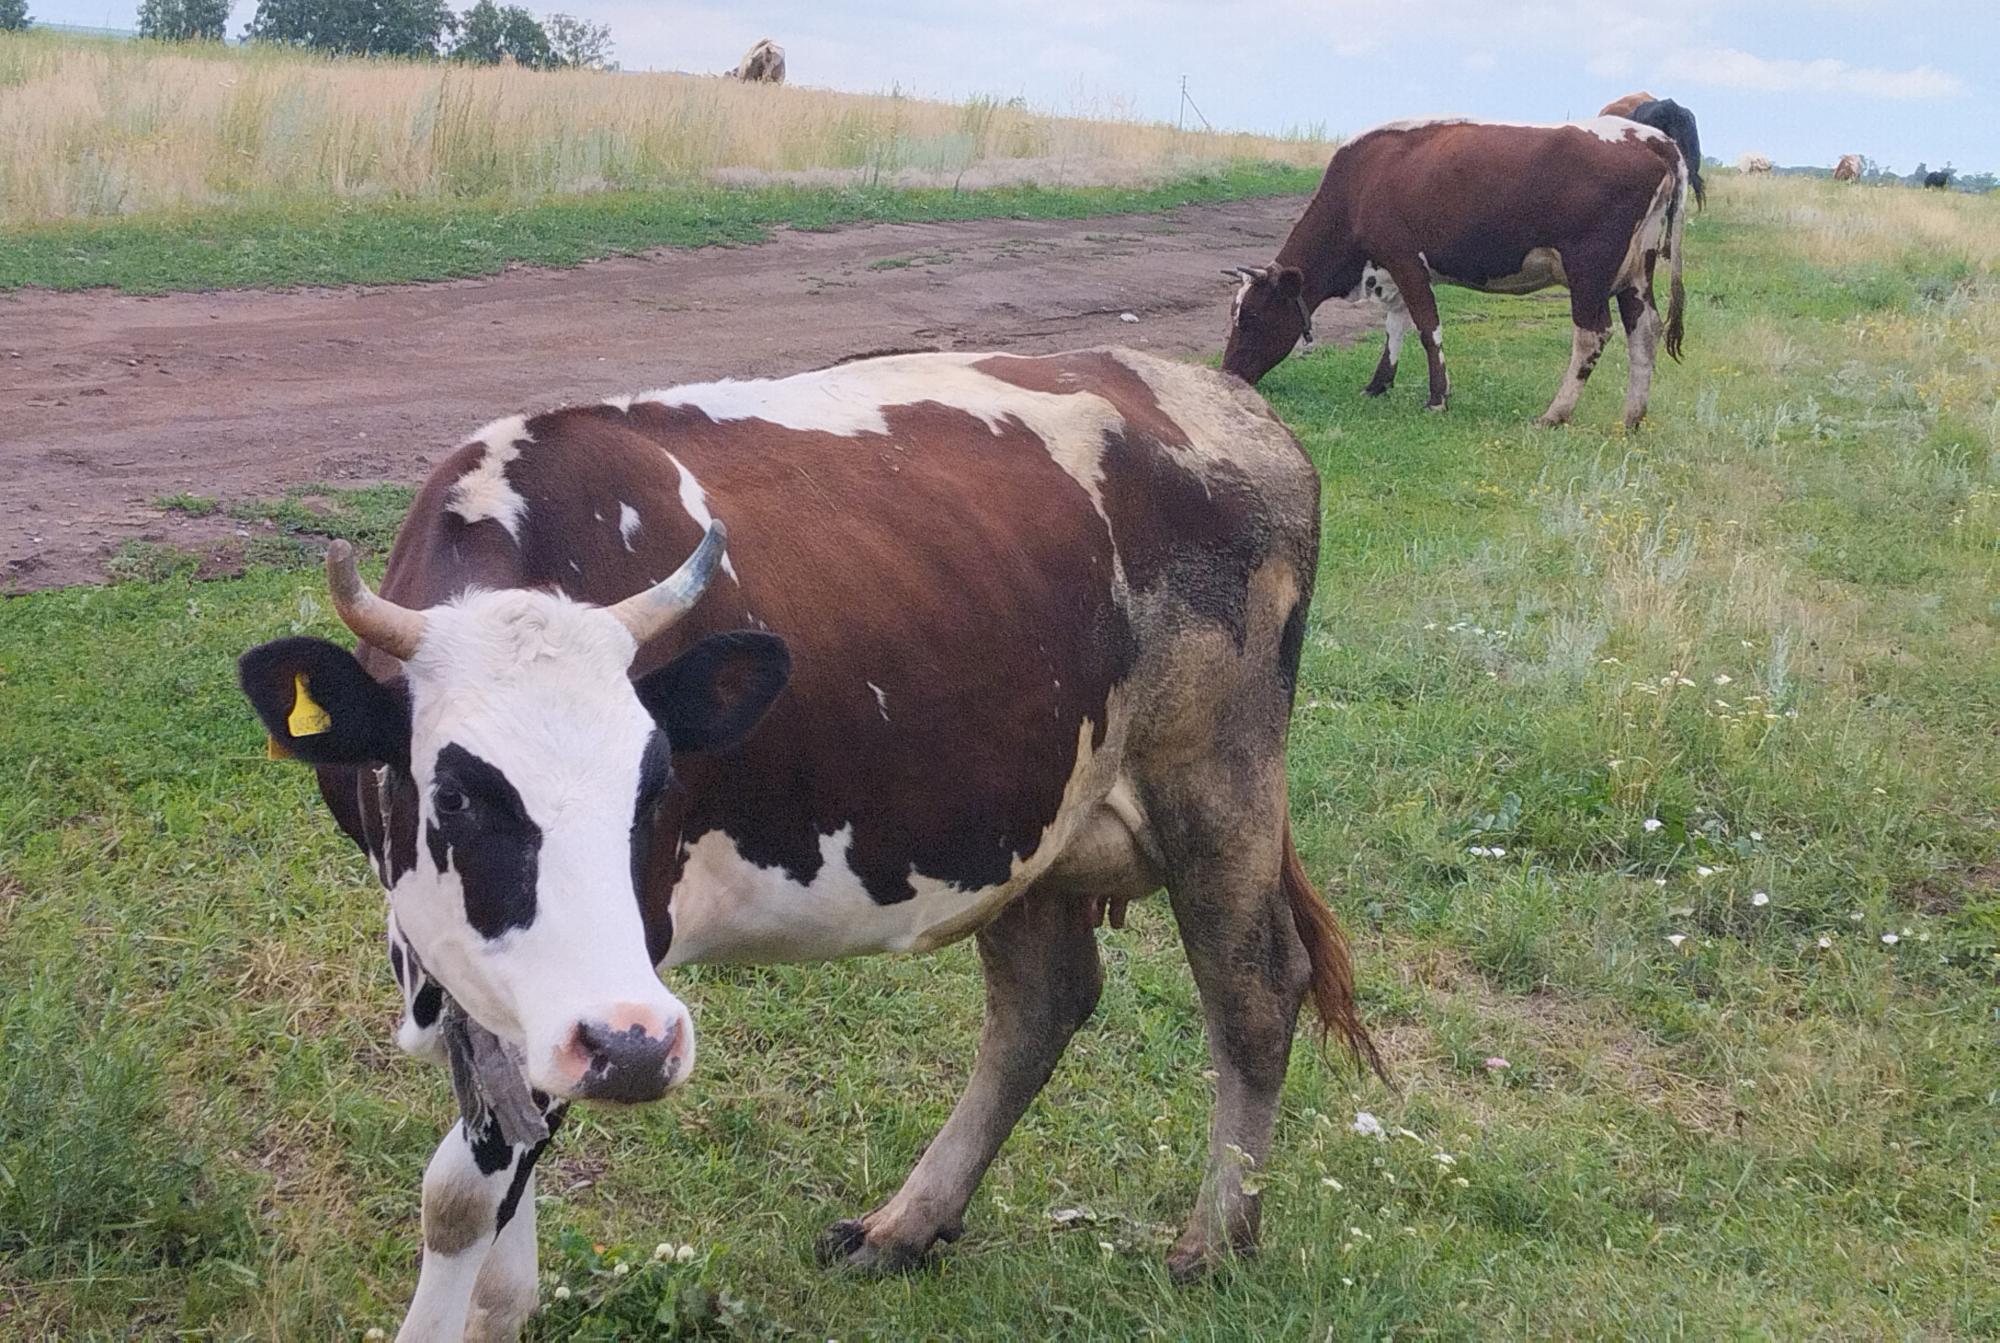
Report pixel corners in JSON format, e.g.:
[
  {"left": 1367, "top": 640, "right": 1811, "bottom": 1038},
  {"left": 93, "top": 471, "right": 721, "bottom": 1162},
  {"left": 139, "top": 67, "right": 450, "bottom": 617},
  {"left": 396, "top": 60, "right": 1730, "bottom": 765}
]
[
  {"left": 138, "top": 0, "right": 230, "bottom": 40},
  {"left": 0, "top": 0, "right": 30, "bottom": 31},
  {"left": 451, "top": 0, "right": 552, "bottom": 66},
  {"left": 244, "top": 0, "right": 458, "bottom": 58},
  {"left": 544, "top": 11, "right": 612, "bottom": 69}
]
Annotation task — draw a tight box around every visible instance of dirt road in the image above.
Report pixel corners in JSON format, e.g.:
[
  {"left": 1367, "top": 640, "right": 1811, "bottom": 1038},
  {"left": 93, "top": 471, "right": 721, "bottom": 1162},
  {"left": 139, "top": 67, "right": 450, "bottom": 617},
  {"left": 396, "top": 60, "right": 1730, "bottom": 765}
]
[{"left": 1, "top": 194, "right": 1368, "bottom": 591}]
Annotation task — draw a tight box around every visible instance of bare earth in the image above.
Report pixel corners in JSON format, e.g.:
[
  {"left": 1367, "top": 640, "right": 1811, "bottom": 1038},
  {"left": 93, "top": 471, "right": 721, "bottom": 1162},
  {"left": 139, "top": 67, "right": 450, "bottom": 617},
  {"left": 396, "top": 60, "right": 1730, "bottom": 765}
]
[{"left": 0, "top": 195, "right": 1367, "bottom": 592}]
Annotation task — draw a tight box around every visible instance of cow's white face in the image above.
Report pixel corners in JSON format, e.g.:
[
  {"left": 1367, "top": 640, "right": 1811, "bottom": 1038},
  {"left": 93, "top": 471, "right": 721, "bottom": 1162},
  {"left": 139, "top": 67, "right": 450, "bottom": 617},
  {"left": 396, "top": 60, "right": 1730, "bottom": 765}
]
[
  {"left": 240, "top": 528, "right": 790, "bottom": 1104},
  {"left": 394, "top": 593, "right": 690, "bottom": 1100}
]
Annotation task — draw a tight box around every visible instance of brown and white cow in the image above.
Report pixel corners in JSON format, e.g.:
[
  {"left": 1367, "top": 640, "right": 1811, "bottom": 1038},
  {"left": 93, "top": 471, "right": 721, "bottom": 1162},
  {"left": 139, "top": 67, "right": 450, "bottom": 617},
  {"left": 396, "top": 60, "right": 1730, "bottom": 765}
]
[
  {"left": 734, "top": 37, "right": 786, "bottom": 83},
  {"left": 1599, "top": 90, "right": 1657, "bottom": 119},
  {"left": 1834, "top": 154, "right": 1863, "bottom": 182},
  {"left": 1221, "top": 117, "right": 1689, "bottom": 430},
  {"left": 238, "top": 347, "right": 1379, "bottom": 1340}
]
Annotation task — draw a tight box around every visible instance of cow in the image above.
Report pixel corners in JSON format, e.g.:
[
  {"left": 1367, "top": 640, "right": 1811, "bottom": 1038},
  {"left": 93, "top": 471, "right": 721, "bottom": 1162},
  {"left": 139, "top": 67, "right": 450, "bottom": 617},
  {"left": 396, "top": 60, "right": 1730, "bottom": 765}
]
[
  {"left": 1598, "top": 90, "right": 1656, "bottom": 119},
  {"left": 1738, "top": 152, "right": 1774, "bottom": 174},
  {"left": 1604, "top": 96, "right": 1705, "bottom": 208},
  {"left": 1220, "top": 117, "right": 1689, "bottom": 431},
  {"left": 734, "top": 37, "right": 785, "bottom": 83},
  {"left": 237, "top": 347, "right": 1381, "bottom": 1341},
  {"left": 1924, "top": 168, "right": 1953, "bottom": 189},
  {"left": 1834, "top": 154, "right": 1862, "bottom": 182}
]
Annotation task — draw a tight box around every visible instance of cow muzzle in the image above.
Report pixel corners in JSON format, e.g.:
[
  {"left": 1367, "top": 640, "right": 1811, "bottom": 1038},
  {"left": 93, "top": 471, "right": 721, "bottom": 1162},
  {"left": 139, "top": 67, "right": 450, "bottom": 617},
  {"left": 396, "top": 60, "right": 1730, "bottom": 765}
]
[{"left": 543, "top": 1002, "right": 693, "bottom": 1103}]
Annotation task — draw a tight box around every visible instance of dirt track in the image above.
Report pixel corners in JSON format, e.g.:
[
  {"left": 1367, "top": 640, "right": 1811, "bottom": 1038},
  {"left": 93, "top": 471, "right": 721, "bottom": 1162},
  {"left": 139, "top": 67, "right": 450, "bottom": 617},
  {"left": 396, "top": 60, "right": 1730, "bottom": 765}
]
[{"left": 0, "top": 194, "right": 1370, "bottom": 591}]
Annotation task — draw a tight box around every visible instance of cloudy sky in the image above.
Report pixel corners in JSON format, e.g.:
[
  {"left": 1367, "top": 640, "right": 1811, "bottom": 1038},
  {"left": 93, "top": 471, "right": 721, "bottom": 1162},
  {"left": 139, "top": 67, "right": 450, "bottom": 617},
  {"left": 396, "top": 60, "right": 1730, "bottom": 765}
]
[{"left": 38, "top": 0, "right": 1997, "bottom": 173}]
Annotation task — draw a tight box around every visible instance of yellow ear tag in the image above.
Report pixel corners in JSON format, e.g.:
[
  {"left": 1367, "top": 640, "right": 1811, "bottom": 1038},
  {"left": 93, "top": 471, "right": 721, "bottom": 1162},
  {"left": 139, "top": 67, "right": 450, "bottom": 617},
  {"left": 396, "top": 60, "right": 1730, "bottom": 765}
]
[{"left": 287, "top": 673, "right": 333, "bottom": 738}]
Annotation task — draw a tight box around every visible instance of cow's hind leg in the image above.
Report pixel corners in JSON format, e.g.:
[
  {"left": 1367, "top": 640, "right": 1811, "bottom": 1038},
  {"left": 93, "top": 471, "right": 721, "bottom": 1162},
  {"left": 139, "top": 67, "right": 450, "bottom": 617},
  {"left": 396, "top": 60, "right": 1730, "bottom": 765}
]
[
  {"left": 1537, "top": 281, "right": 1617, "bottom": 427},
  {"left": 1362, "top": 304, "right": 1410, "bottom": 397},
  {"left": 818, "top": 882, "right": 1103, "bottom": 1272},
  {"left": 399, "top": 1114, "right": 560, "bottom": 1342},
  {"left": 1618, "top": 268, "right": 1663, "bottom": 429},
  {"left": 1150, "top": 767, "right": 1314, "bottom": 1282}
]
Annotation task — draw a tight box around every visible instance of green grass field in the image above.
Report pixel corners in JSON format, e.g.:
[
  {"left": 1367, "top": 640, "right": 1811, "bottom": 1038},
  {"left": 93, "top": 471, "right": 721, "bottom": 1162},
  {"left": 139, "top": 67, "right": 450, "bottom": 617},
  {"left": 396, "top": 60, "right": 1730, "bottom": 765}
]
[
  {"left": 0, "top": 164, "right": 1316, "bottom": 293},
  {"left": 3, "top": 176, "right": 1998, "bottom": 1339}
]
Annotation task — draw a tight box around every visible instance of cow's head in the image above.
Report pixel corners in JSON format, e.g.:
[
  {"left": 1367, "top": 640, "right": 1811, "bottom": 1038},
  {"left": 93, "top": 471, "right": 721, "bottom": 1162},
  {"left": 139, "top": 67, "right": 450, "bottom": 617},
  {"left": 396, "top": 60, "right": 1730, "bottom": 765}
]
[
  {"left": 239, "top": 523, "right": 789, "bottom": 1104},
  {"left": 1219, "top": 264, "right": 1311, "bottom": 385}
]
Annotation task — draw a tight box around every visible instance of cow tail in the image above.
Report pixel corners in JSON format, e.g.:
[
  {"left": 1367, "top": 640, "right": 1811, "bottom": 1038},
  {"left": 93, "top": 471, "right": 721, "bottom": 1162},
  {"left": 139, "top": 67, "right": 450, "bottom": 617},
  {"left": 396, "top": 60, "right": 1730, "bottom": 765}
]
[
  {"left": 1282, "top": 820, "right": 1386, "bottom": 1080},
  {"left": 1663, "top": 158, "right": 1688, "bottom": 362}
]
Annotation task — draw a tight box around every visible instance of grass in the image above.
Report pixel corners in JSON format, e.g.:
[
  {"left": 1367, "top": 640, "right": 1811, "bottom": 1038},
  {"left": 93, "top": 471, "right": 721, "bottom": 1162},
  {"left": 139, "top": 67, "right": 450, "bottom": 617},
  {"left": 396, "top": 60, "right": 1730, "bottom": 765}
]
[
  {"left": 0, "top": 164, "right": 1318, "bottom": 293},
  {"left": 0, "top": 29, "right": 1330, "bottom": 227},
  {"left": 3, "top": 174, "right": 1999, "bottom": 1338}
]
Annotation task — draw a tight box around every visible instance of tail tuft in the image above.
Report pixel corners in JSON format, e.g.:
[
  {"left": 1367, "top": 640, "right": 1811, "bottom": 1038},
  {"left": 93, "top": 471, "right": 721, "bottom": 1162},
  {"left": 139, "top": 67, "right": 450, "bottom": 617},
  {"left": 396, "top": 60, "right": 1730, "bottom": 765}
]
[
  {"left": 1283, "top": 824, "right": 1386, "bottom": 1081},
  {"left": 1663, "top": 159, "right": 1689, "bottom": 363}
]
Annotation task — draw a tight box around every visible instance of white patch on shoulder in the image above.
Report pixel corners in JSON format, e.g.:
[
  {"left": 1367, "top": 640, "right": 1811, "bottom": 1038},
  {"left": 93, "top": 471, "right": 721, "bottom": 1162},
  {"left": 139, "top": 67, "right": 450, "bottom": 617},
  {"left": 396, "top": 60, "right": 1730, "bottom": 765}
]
[
  {"left": 447, "top": 414, "right": 532, "bottom": 541},
  {"left": 664, "top": 453, "right": 739, "bottom": 582},
  {"left": 639, "top": 370, "right": 893, "bottom": 437},
  {"left": 617, "top": 501, "right": 641, "bottom": 551},
  {"left": 866, "top": 681, "right": 889, "bottom": 721}
]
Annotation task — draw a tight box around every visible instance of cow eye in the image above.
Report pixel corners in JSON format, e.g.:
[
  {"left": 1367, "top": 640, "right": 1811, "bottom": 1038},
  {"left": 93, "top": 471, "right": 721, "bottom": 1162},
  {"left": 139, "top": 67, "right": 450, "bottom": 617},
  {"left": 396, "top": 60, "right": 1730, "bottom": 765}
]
[{"left": 434, "top": 785, "right": 470, "bottom": 817}]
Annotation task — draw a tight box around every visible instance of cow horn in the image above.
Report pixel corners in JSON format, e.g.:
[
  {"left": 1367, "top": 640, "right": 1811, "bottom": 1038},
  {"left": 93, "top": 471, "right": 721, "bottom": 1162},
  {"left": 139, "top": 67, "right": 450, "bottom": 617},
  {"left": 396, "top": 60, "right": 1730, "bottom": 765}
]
[
  {"left": 606, "top": 519, "right": 728, "bottom": 650},
  {"left": 326, "top": 540, "right": 427, "bottom": 660}
]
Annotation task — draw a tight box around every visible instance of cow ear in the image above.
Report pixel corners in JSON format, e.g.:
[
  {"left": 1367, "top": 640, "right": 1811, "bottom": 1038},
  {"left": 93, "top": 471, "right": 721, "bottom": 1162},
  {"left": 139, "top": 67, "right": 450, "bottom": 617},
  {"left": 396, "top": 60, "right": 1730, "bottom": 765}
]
[
  {"left": 239, "top": 636, "right": 411, "bottom": 769},
  {"left": 635, "top": 631, "right": 791, "bottom": 754},
  {"left": 1274, "top": 266, "right": 1305, "bottom": 300}
]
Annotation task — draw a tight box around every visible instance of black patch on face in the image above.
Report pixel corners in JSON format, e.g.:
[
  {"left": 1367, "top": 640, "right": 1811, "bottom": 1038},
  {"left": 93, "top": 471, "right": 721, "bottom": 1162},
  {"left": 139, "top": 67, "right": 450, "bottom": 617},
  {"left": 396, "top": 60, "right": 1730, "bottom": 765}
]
[
  {"left": 426, "top": 821, "right": 451, "bottom": 874},
  {"left": 468, "top": 1111, "right": 514, "bottom": 1176},
  {"left": 429, "top": 744, "right": 542, "bottom": 939}
]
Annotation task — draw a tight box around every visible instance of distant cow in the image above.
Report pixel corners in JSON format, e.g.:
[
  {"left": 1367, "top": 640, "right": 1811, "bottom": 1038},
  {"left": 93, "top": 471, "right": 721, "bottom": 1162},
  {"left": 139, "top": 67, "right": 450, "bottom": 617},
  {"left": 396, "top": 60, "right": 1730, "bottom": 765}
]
[
  {"left": 1601, "top": 96, "right": 1705, "bottom": 208},
  {"left": 1222, "top": 117, "right": 1689, "bottom": 430},
  {"left": 239, "top": 347, "right": 1381, "bottom": 1338},
  {"left": 1834, "top": 154, "right": 1862, "bottom": 182},
  {"left": 734, "top": 37, "right": 785, "bottom": 83},
  {"left": 1739, "top": 153, "right": 1774, "bottom": 174},
  {"left": 1599, "top": 90, "right": 1656, "bottom": 120},
  {"left": 1924, "top": 169, "right": 1953, "bottom": 189}
]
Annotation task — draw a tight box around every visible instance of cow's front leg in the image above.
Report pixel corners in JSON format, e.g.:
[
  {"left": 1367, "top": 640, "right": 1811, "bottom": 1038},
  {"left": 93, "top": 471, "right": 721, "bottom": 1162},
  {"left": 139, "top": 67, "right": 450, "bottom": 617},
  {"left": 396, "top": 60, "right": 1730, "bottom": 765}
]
[
  {"left": 399, "top": 1112, "right": 560, "bottom": 1342},
  {"left": 817, "top": 882, "right": 1102, "bottom": 1272}
]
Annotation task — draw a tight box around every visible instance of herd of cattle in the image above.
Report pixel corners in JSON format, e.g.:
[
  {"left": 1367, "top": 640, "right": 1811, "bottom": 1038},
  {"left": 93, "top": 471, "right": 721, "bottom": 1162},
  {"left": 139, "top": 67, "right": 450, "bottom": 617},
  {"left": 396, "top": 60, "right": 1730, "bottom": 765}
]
[{"left": 236, "top": 83, "right": 1934, "bottom": 1341}]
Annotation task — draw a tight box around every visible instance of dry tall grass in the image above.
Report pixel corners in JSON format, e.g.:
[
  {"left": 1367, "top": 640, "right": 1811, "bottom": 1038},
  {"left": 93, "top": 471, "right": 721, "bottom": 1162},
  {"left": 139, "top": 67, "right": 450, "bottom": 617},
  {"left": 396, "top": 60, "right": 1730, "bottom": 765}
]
[
  {"left": 0, "top": 31, "right": 1330, "bottom": 225},
  {"left": 1717, "top": 170, "right": 2000, "bottom": 270}
]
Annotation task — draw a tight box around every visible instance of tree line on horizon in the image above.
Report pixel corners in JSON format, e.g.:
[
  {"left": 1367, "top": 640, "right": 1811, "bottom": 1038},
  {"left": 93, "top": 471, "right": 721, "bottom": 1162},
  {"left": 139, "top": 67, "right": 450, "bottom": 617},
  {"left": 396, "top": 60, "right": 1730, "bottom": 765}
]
[{"left": 0, "top": 0, "right": 614, "bottom": 69}]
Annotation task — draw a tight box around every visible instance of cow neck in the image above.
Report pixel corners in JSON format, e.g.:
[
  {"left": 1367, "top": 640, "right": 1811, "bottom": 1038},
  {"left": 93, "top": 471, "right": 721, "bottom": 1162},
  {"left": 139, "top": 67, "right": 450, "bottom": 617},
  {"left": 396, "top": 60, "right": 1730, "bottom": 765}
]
[{"left": 1274, "top": 193, "right": 1363, "bottom": 315}]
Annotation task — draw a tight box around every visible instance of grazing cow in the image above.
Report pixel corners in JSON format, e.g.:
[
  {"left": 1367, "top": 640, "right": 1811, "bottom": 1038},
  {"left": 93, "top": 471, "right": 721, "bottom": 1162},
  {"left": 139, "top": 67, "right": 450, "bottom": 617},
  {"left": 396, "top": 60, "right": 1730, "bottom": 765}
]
[
  {"left": 238, "top": 347, "right": 1380, "bottom": 1340},
  {"left": 1738, "top": 152, "right": 1774, "bottom": 174},
  {"left": 1221, "top": 117, "right": 1689, "bottom": 430},
  {"left": 1924, "top": 168, "right": 1953, "bottom": 189},
  {"left": 1834, "top": 154, "right": 1862, "bottom": 182},
  {"left": 734, "top": 37, "right": 785, "bottom": 83}
]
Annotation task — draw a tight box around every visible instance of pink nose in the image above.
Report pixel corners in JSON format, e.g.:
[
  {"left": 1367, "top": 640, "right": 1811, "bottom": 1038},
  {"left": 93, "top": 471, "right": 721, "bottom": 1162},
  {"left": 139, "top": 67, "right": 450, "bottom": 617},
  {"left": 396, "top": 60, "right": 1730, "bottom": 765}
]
[{"left": 564, "top": 1004, "right": 685, "bottom": 1103}]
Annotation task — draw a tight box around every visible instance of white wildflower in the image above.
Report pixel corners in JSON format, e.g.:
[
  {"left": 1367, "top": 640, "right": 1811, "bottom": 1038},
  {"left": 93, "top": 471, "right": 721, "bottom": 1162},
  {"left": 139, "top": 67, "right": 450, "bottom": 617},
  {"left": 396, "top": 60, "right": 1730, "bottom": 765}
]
[
  {"left": 554, "top": 1286, "right": 572, "bottom": 1301},
  {"left": 1817, "top": 935, "right": 1833, "bottom": 949},
  {"left": 1750, "top": 830, "right": 1763, "bottom": 841},
  {"left": 1322, "top": 1176, "right": 1344, "bottom": 1190},
  {"left": 1751, "top": 892, "right": 1770, "bottom": 907},
  {"left": 1433, "top": 1152, "right": 1456, "bottom": 1167},
  {"left": 1881, "top": 933, "right": 1900, "bottom": 946},
  {"left": 654, "top": 1242, "right": 674, "bottom": 1260},
  {"left": 1667, "top": 933, "right": 1687, "bottom": 948},
  {"left": 365, "top": 1332, "right": 387, "bottom": 1342},
  {"left": 1098, "top": 1240, "right": 1116, "bottom": 1255},
  {"left": 1714, "top": 673, "right": 1733, "bottom": 685},
  {"left": 1484, "top": 1056, "right": 1510, "bottom": 1071},
  {"left": 613, "top": 1262, "right": 630, "bottom": 1278},
  {"left": 1695, "top": 866, "right": 1715, "bottom": 878},
  {"left": 1453, "top": 1176, "right": 1470, "bottom": 1188},
  {"left": 1643, "top": 818, "right": 1663, "bottom": 832},
  {"left": 676, "top": 1244, "right": 697, "bottom": 1263},
  {"left": 1351, "top": 1112, "right": 1386, "bottom": 1139}
]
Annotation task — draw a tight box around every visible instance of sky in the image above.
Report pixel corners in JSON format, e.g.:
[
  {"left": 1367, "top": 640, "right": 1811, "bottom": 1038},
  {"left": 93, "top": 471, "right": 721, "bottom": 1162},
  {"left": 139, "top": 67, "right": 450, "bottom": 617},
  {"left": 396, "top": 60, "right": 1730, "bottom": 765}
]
[{"left": 34, "top": 0, "right": 1999, "bottom": 174}]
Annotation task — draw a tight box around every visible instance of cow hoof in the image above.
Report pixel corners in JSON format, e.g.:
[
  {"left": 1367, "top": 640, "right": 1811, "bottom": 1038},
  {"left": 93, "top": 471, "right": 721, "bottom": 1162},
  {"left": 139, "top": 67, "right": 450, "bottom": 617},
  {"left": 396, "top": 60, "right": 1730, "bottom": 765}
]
[
  {"left": 1165, "top": 1241, "right": 1221, "bottom": 1284},
  {"left": 1623, "top": 414, "right": 1646, "bottom": 431},
  {"left": 1362, "top": 383, "right": 1390, "bottom": 398},
  {"left": 1534, "top": 413, "right": 1569, "bottom": 429},
  {"left": 815, "top": 1218, "right": 949, "bottom": 1274},
  {"left": 1425, "top": 400, "right": 1449, "bottom": 413}
]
